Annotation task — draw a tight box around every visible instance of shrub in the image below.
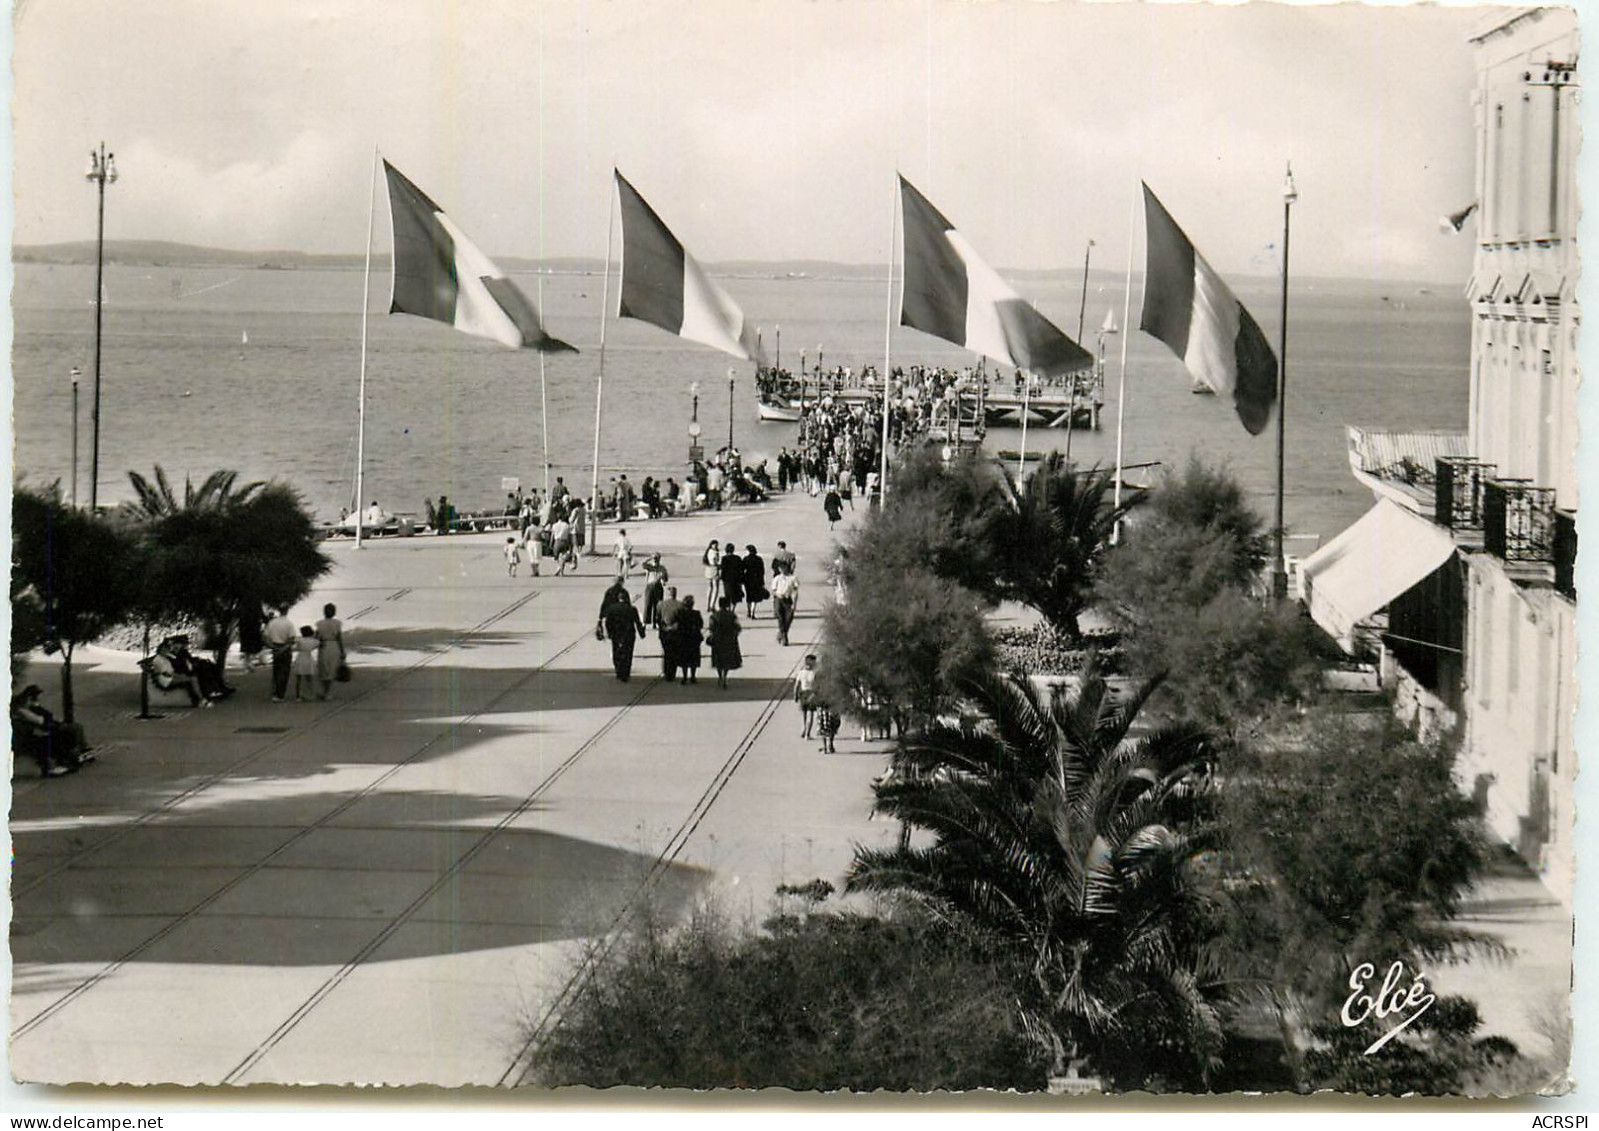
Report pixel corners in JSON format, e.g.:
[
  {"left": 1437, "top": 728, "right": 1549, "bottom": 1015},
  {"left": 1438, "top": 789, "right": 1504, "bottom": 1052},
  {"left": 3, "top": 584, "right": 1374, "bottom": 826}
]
[
  {"left": 530, "top": 900, "right": 1049, "bottom": 1091},
  {"left": 818, "top": 564, "right": 994, "bottom": 732}
]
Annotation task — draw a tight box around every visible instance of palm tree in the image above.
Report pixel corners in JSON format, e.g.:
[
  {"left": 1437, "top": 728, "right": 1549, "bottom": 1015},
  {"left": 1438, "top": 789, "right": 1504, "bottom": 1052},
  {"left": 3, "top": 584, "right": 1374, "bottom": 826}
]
[
  {"left": 989, "top": 454, "right": 1139, "bottom": 642},
  {"left": 847, "top": 661, "right": 1227, "bottom": 1089},
  {"left": 124, "top": 467, "right": 329, "bottom": 675},
  {"left": 126, "top": 466, "right": 264, "bottom": 519}
]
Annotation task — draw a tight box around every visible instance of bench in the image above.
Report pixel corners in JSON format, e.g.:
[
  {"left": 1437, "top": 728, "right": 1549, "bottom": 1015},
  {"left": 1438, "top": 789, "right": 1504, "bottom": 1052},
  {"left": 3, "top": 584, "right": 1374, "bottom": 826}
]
[{"left": 137, "top": 658, "right": 203, "bottom": 705}]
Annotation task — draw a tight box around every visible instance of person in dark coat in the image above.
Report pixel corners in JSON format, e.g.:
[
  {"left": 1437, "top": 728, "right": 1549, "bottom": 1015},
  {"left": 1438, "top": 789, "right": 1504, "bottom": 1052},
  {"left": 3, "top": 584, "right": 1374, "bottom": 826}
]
[
  {"left": 741, "top": 545, "right": 768, "bottom": 619},
  {"left": 598, "top": 584, "right": 646, "bottom": 682},
  {"left": 823, "top": 485, "right": 844, "bottom": 527},
  {"left": 675, "top": 594, "right": 704, "bottom": 685},
  {"left": 719, "top": 542, "right": 745, "bottom": 608},
  {"left": 706, "top": 598, "right": 743, "bottom": 689},
  {"left": 655, "top": 586, "right": 683, "bottom": 681}
]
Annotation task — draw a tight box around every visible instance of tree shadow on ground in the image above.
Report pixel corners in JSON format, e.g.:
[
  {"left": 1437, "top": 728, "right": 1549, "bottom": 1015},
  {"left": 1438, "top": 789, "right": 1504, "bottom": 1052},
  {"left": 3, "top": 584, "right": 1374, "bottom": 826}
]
[{"left": 11, "top": 781, "right": 708, "bottom": 977}]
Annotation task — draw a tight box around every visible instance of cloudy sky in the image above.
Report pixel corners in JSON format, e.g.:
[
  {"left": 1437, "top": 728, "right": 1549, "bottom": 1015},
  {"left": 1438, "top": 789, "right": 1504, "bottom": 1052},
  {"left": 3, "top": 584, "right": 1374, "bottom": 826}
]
[{"left": 15, "top": 0, "right": 1504, "bottom": 280}]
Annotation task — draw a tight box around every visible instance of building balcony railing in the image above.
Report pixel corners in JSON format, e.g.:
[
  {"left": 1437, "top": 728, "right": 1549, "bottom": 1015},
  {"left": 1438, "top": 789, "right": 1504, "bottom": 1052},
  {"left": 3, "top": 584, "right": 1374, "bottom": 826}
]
[
  {"left": 1435, "top": 456, "right": 1497, "bottom": 531},
  {"left": 1483, "top": 478, "right": 1557, "bottom": 564}
]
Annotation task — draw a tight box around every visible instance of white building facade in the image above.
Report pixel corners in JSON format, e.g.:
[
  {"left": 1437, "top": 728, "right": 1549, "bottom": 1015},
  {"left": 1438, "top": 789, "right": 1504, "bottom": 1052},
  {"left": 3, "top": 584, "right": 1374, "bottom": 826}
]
[
  {"left": 1301, "top": 6, "right": 1578, "bottom": 906},
  {"left": 1460, "top": 6, "right": 1577, "bottom": 907}
]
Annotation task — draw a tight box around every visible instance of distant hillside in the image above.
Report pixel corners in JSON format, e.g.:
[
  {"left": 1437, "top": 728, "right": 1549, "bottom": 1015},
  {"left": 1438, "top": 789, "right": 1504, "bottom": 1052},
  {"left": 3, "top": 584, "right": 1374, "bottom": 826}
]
[{"left": 12, "top": 240, "right": 1458, "bottom": 290}]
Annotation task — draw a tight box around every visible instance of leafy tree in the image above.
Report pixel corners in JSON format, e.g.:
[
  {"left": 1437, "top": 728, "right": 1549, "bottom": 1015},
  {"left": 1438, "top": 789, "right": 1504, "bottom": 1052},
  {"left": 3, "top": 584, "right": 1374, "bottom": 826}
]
[
  {"left": 847, "top": 664, "right": 1228, "bottom": 1090},
  {"left": 986, "top": 454, "right": 1139, "bottom": 642},
  {"left": 1093, "top": 458, "right": 1327, "bottom": 731},
  {"left": 837, "top": 446, "right": 1004, "bottom": 600},
  {"left": 532, "top": 900, "right": 1049, "bottom": 1091},
  {"left": 1145, "top": 453, "right": 1269, "bottom": 588},
  {"left": 127, "top": 468, "right": 332, "bottom": 669},
  {"left": 12, "top": 484, "right": 143, "bottom": 721},
  {"left": 1218, "top": 707, "right": 1496, "bottom": 1085},
  {"left": 818, "top": 564, "right": 993, "bottom": 734}
]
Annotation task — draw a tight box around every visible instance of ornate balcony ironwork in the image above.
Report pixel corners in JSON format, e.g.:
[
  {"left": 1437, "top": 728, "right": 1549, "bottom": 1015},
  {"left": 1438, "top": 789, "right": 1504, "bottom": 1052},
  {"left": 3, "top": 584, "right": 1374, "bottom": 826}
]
[
  {"left": 1434, "top": 457, "right": 1497, "bottom": 530},
  {"left": 1483, "top": 478, "right": 1557, "bottom": 564}
]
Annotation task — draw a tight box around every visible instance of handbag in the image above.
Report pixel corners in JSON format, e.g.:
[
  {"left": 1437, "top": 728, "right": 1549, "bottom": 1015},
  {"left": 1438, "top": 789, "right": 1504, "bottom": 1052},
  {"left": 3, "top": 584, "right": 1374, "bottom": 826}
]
[{"left": 335, "top": 662, "right": 352, "bottom": 683}]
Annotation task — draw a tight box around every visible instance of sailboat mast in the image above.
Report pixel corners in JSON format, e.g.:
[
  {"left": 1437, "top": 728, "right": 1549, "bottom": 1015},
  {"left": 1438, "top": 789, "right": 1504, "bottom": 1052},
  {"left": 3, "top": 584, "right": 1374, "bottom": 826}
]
[{"left": 589, "top": 173, "right": 619, "bottom": 553}]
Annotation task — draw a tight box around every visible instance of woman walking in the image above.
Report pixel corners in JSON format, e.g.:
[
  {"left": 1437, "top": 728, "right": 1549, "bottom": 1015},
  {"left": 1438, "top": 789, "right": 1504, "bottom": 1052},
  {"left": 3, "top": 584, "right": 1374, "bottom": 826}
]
[
  {"left": 702, "top": 539, "right": 722, "bottom": 606},
  {"left": 675, "top": 595, "right": 705, "bottom": 685},
  {"left": 719, "top": 542, "right": 745, "bottom": 611},
  {"left": 823, "top": 484, "right": 844, "bottom": 528},
  {"left": 706, "top": 598, "right": 743, "bottom": 690},
  {"left": 314, "top": 603, "right": 346, "bottom": 701},
  {"left": 741, "top": 544, "right": 768, "bottom": 620}
]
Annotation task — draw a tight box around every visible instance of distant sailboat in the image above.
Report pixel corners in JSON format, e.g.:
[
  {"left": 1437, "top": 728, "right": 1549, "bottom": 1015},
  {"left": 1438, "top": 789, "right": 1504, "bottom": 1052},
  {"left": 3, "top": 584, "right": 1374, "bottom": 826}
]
[{"left": 241, "top": 330, "right": 249, "bottom": 345}]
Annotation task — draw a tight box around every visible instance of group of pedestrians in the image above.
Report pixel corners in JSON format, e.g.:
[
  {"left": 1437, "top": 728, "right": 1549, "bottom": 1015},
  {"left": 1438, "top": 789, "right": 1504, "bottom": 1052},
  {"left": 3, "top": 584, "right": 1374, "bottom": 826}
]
[
  {"left": 262, "top": 603, "right": 347, "bottom": 703},
  {"left": 597, "top": 537, "right": 805, "bottom": 686}
]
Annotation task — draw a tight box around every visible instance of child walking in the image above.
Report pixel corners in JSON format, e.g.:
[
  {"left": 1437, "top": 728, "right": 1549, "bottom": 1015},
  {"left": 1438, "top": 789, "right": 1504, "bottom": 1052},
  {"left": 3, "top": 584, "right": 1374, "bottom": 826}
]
[
  {"left": 292, "top": 626, "right": 318, "bottom": 701},
  {"left": 504, "top": 536, "right": 522, "bottom": 577},
  {"left": 816, "top": 701, "right": 841, "bottom": 755},
  {"left": 794, "top": 654, "right": 819, "bottom": 739},
  {"left": 527, "top": 529, "right": 543, "bottom": 578}
]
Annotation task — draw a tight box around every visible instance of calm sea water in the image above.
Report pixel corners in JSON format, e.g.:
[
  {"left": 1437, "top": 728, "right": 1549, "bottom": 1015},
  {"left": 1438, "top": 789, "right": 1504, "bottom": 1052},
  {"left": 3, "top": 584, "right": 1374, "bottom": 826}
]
[{"left": 11, "top": 262, "right": 1468, "bottom": 547}]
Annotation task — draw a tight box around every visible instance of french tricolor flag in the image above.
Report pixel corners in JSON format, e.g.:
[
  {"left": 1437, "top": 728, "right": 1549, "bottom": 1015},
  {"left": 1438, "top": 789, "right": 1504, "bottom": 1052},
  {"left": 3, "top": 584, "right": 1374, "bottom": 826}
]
[
  {"left": 1139, "top": 183, "right": 1277, "bottom": 435},
  {"left": 383, "top": 160, "right": 574, "bottom": 353},
  {"left": 614, "top": 171, "right": 761, "bottom": 361},
  {"left": 898, "top": 175, "right": 1091, "bottom": 377}
]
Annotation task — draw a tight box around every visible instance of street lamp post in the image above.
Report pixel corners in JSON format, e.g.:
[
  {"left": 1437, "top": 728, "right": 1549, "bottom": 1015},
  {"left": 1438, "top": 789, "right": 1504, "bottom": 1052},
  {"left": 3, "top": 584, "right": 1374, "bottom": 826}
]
[
  {"left": 688, "top": 381, "right": 702, "bottom": 466},
  {"left": 69, "top": 366, "right": 81, "bottom": 507},
  {"left": 85, "top": 143, "right": 117, "bottom": 512},
  {"left": 775, "top": 325, "right": 781, "bottom": 371},
  {"left": 1272, "top": 163, "right": 1298, "bottom": 601},
  {"left": 727, "top": 368, "right": 736, "bottom": 453}
]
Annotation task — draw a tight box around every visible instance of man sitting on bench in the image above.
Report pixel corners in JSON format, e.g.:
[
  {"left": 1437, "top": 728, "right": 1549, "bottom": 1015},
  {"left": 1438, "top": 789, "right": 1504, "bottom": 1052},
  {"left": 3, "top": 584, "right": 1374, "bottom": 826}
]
[
  {"left": 145, "top": 638, "right": 208, "bottom": 706},
  {"left": 169, "top": 635, "right": 233, "bottom": 701},
  {"left": 11, "top": 684, "right": 95, "bottom": 777}
]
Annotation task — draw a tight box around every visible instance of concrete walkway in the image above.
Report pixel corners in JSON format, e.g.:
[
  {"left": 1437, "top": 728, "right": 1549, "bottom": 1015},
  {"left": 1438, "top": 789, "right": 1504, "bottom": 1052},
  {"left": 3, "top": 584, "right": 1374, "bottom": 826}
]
[
  {"left": 8, "top": 485, "right": 1572, "bottom": 1088},
  {"left": 10, "top": 487, "right": 898, "bottom": 1086}
]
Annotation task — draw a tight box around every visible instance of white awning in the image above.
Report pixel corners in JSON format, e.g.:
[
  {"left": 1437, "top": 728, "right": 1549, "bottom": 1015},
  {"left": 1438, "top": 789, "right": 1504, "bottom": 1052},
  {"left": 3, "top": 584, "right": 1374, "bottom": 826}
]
[{"left": 1301, "top": 499, "right": 1459, "bottom": 650}]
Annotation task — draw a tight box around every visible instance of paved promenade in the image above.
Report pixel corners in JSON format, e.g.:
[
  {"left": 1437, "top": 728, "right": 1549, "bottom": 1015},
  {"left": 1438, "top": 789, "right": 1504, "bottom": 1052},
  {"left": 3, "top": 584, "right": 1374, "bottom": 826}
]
[
  {"left": 8, "top": 484, "right": 1572, "bottom": 1090},
  {"left": 10, "top": 488, "right": 899, "bottom": 1086}
]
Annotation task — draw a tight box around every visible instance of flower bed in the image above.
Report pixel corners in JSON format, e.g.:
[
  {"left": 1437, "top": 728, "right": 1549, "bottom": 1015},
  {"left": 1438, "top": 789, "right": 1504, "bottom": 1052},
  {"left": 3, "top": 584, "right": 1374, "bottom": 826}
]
[{"left": 993, "top": 624, "right": 1122, "bottom": 676}]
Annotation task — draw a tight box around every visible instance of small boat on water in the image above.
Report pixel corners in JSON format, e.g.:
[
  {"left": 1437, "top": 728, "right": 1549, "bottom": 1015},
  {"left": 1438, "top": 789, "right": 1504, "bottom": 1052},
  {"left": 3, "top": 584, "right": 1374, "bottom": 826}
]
[
  {"left": 997, "top": 449, "right": 1045, "bottom": 462},
  {"left": 757, "top": 400, "right": 802, "bottom": 423}
]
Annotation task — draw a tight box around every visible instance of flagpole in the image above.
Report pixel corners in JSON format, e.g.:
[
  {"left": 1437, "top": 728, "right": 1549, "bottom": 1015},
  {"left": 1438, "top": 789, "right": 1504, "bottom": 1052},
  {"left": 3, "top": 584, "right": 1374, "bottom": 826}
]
[
  {"left": 1273, "top": 163, "right": 1298, "bottom": 600},
  {"left": 590, "top": 173, "right": 618, "bottom": 555},
  {"left": 539, "top": 0, "right": 549, "bottom": 500},
  {"left": 539, "top": 275, "right": 551, "bottom": 497},
  {"left": 879, "top": 175, "right": 898, "bottom": 506},
  {"left": 354, "top": 146, "right": 379, "bottom": 550},
  {"left": 1112, "top": 190, "right": 1137, "bottom": 543}
]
